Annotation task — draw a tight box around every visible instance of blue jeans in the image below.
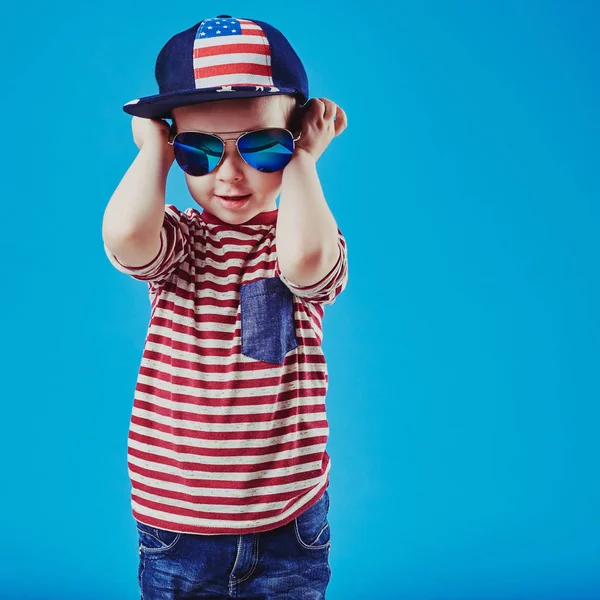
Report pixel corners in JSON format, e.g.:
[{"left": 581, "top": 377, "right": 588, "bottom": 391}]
[{"left": 136, "top": 489, "right": 332, "bottom": 599}]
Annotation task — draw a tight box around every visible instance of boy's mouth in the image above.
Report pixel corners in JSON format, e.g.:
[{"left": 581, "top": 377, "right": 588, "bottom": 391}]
[{"left": 215, "top": 194, "right": 252, "bottom": 209}]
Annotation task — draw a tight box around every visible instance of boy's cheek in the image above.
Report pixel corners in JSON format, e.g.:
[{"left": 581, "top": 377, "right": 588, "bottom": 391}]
[{"left": 183, "top": 178, "right": 212, "bottom": 209}]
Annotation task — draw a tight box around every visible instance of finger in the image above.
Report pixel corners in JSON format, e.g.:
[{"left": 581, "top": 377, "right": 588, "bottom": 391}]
[
  {"left": 309, "top": 98, "right": 326, "bottom": 117},
  {"left": 333, "top": 106, "right": 348, "bottom": 136},
  {"left": 320, "top": 99, "right": 336, "bottom": 121}
]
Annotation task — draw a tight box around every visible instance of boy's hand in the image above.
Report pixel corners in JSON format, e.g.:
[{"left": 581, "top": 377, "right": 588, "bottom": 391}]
[
  {"left": 293, "top": 98, "right": 347, "bottom": 163},
  {"left": 131, "top": 116, "right": 175, "bottom": 161}
]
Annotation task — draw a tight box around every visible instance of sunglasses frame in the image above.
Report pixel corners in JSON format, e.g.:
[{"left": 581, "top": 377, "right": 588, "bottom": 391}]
[{"left": 167, "top": 126, "right": 302, "bottom": 175}]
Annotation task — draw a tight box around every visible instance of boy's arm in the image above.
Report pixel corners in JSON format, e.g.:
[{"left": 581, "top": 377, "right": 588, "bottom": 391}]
[
  {"left": 102, "top": 128, "right": 191, "bottom": 284},
  {"left": 275, "top": 148, "right": 348, "bottom": 306},
  {"left": 275, "top": 149, "right": 340, "bottom": 287},
  {"left": 275, "top": 97, "right": 348, "bottom": 289},
  {"left": 102, "top": 138, "right": 174, "bottom": 265}
]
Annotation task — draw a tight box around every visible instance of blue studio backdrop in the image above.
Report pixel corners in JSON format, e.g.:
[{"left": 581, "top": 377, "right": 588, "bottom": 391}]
[{"left": 0, "top": 1, "right": 598, "bottom": 599}]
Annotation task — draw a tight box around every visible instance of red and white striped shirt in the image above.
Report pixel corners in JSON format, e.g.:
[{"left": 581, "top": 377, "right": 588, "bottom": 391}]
[{"left": 103, "top": 204, "right": 349, "bottom": 535}]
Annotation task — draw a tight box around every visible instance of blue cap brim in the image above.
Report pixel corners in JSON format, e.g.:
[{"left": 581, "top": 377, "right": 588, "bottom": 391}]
[{"left": 123, "top": 86, "right": 306, "bottom": 120}]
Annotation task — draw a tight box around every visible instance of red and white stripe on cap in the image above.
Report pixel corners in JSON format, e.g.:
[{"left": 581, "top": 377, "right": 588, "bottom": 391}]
[{"left": 192, "top": 17, "right": 278, "bottom": 91}]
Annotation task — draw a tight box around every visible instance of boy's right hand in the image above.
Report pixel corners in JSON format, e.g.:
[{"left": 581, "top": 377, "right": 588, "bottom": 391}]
[{"left": 132, "top": 116, "right": 175, "bottom": 160}]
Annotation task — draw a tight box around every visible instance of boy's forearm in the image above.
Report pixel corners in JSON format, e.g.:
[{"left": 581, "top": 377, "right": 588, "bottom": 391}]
[
  {"left": 275, "top": 150, "right": 339, "bottom": 285},
  {"left": 102, "top": 143, "right": 174, "bottom": 243}
]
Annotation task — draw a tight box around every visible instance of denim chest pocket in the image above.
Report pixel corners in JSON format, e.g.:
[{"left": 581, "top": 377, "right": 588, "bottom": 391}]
[{"left": 240, "top": 276, "right": 298, "bottom": 364}]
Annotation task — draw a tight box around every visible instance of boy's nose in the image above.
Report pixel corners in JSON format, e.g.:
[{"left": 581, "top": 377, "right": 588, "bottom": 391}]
[{"left": 216, "top": 141, "right": 245, "bottom": 180}]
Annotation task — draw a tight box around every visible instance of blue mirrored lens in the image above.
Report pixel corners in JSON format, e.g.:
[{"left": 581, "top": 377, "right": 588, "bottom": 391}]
[
  {"left": 173, "top": 133, "right": 223, "bottom": 176},
  {"left": 238, "top": 129, "right": 294, "bottom": 173}
]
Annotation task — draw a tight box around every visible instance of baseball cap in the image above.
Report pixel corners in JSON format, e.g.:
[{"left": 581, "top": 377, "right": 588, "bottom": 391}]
[{"left": 122, "top": 15, "right": 309, "bottom": 120}]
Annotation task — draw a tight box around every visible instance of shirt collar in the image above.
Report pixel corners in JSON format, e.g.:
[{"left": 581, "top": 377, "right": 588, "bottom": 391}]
[{"left": 201, "top": 209, "right": 278, "bottom": 226}]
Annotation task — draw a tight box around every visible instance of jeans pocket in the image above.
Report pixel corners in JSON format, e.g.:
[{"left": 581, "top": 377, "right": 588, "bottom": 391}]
[
  {"left": 240, "top": 276, "right": 298, "bottom": 364},
  {"left": 294, "top": 490, "right": 331, "bottom": 551},
  {"left": 136, "top": 520, "right": 181, "bottom": 556}
]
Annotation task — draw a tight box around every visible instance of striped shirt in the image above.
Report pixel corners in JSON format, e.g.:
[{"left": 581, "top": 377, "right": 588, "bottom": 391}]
[{"left": 103, "top": 204, "right": 349, "bottom": 535}]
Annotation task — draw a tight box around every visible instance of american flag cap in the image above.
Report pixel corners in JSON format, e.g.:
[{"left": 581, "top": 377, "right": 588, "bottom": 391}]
[{"left": 122, "top": 15, "right": 309, "bottom": 120}]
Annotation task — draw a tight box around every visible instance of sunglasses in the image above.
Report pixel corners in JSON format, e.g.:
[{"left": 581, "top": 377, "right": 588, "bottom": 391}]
[{"left": 167, "top": 127, "right": 302, "bottom": 177}]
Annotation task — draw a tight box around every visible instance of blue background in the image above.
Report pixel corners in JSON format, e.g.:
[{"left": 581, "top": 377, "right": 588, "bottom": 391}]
[{"left": 1, "top": 1, "right": 598, "bottom": 598}]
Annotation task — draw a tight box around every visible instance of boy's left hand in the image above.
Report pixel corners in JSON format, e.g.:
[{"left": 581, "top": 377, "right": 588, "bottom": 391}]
[{"left": 294, "top": 98, "right": 347, "bottom": 162}]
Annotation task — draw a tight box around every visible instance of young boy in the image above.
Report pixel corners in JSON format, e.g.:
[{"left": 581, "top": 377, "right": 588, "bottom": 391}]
[{"left": 102, "top": 15, "right": 349, "bottom": 599}]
